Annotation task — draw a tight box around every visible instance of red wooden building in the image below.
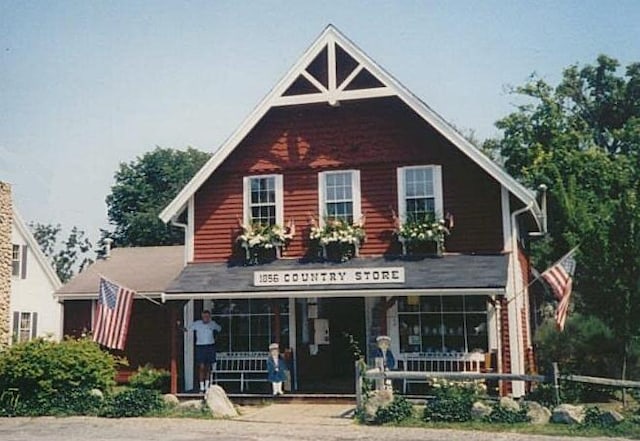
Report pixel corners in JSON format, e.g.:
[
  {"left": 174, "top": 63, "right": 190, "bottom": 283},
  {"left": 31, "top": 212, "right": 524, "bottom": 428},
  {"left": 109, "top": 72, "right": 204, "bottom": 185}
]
[{"left": 60, "top": 26, "right": 545, "bottom": 397}]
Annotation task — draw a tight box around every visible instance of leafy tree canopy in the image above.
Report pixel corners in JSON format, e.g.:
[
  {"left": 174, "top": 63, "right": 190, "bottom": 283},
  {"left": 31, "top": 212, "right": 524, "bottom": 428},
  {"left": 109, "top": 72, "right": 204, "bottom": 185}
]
[
  {"left": 104, "top": 146, "right": 211, "bottom": 247},
  {"left": 30, "top": 223, "right": 93, "bottom": 283},
  {"left": 486, "top": 55, "right": 640, "bottom": 378}
]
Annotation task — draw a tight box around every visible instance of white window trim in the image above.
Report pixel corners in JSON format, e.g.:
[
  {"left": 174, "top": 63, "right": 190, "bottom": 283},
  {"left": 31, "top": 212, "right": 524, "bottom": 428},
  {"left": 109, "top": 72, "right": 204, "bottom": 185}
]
[
  {"left": 242, "top": 174, "right": 284, "bottom": 226},
  {"left": 318, "top": 169, "right": 361, "bottom": 225},
  {"left": 11, "top": 244, "right": 21, "bottom": 278},
  {"left": 396, "top": 165, "right": 443, "bottom": 221}
]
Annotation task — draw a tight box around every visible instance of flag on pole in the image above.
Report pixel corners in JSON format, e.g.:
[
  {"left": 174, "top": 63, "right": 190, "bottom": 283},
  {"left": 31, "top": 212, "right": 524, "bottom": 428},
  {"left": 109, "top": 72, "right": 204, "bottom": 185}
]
[
  {"left": 93, "top": 277, "right": 135, "bottom": 350},
  {"left": 541, "top": 249, "right": 577, "bottom": 331}
]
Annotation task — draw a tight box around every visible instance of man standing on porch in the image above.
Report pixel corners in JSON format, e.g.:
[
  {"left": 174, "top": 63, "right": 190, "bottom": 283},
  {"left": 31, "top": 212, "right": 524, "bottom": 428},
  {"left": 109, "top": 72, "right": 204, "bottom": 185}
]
[{"left": 186, "top": 310, "right": 222, "bottom": 393}]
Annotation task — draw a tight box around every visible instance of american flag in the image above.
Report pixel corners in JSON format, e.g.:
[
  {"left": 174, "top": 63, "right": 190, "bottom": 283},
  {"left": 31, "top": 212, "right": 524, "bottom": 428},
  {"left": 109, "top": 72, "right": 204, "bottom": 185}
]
[
  {"left": 93, "top": 277, "right": 135, "bottom": 350},
  {"left": 541, "top": 249, "right": 577, "bottom": 331}
]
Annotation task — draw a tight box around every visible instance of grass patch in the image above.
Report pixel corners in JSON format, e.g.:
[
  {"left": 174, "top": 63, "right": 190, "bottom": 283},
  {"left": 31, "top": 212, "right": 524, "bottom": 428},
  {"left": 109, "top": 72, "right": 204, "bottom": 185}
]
[{"left": 148, "top": 405, "right": 215, "bottom": 419}]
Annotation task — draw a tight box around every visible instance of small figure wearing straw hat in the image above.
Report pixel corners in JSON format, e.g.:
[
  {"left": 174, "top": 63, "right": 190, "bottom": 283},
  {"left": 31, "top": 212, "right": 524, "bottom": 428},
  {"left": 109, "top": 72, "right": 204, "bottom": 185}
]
[
  {"left": 267, "top": 342, "right": 287, "bottom": 396},
  {"left": 373, "top": 335, "right": 395, "bottom": 371}
]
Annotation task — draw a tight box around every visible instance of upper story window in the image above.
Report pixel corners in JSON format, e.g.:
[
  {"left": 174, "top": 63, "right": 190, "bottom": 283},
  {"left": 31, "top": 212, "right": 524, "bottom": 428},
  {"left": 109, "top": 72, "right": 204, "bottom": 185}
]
[
  {"left": 318, "top": 170, "right": 361, "bottom": 224},
  {"left": 243, "top": 175, "right": 284, "bottom": 226},
  {"left": 12, "top": 244, "right": 21, "bottom": 277},
  {"left": 397, "top": 165, "right": 443, "bottom": 221}
]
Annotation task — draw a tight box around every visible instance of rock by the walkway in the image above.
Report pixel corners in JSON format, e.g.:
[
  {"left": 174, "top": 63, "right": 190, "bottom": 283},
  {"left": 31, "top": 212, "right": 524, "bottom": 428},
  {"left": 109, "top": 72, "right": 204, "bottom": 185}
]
[
  {"left": 525, "top": 401, "right": 551, "bottom": 425},
  {"left": 163, "top": 393, "right": 180, "bottom": 407},
  {"left": 89, "top": 389, "right": 104, "bottom": 400},
  {"left": 363, "top": 389, "right": 394, "bottom": 422},
  {"left": 471, "top": 401, "right": 492, "bottom": 419},
  {"left": 552, "top": 404, "right": 585, "bottom": 425},
  {"left": 499, "top": 396, "right": 521, "bottom": 412},
  {"left": 205, "top": 385, "right": 238, "bottom": 418},
  {"left": 600, "top": 409, "right": 625, "bottom": 425},
  {"left": 178, "top": 399, "right": 203, "bottom": 410}
]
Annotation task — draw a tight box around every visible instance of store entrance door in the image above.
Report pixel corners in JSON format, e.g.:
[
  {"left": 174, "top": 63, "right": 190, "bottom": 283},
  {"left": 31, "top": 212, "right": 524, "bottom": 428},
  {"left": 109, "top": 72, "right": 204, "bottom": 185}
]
[{"left": 296, "top": 297, "right": 365, "bottom": 393}]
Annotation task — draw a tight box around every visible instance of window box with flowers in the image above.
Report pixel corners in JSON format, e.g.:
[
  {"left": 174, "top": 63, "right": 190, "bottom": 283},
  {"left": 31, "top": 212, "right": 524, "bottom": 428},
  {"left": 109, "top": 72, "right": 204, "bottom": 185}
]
[
  {"left": 309, "top": 216, "right": 366, "bottom": 262},
  {"left": 237, "top": 220, "right": 295, "bottom": 265},
  {"left": 393, "top": 212, "right": 453, "bottom": 257}
]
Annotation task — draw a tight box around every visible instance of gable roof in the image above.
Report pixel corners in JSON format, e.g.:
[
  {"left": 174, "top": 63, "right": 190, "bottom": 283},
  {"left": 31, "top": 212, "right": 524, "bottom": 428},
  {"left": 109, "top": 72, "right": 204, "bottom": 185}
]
[
  {"left": 159, "top": 24, "right": 542, "bottom": 226},
  {"left": 12, "top": 208, "right": 62, "bottom": 290},
  {"left": 56, "top": 245, "right": 184, "bottom": 298}
]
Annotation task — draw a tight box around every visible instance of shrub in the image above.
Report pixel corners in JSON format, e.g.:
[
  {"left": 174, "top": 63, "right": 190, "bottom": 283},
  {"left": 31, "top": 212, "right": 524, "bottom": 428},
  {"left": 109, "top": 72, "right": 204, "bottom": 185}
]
[
  {"left": 482, "top": 403, "right": 530, "bottom": 424},
  {"left": 129, "top": 364, "right": 170, "bottom": 392},
  {"left": 0, "top": 338, "right": 117, "bottom": 416},
  {"left": 374, "top": 395, "right": 414, "bottom": 424},
  {"left": 582, "top": 406, "right": 623, "bottom": 429},
  {"left": 100, "top": 388, "right": 165, "bottom": 418},
  {"left": 422, "top": 379, "right": 483, "bottom": 423}
]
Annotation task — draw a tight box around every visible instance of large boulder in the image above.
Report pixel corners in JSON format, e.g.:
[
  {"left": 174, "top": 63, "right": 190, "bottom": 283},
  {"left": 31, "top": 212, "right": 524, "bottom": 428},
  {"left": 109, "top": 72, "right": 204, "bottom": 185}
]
[
  {"left": 162, "top": 393, "right": 180, "bottom": 407},
  {"left": 363, "top": 389, "right": 394, "bottom": 422},
  {"left": 552, "top": 404, "right": 585, "bottom": 425},
  {"left": 471, "top": 401, "right": 492, "bottom": 419},
  {"left": 499, "top": 396, "right": 521, "bottom": 412},
  {"left": 600, "top": 409, "right": 625, "bottom": 425},
  {"left": 525, "top": 401, "right": 551, "bottom": 425},
  {"left": 205, "top": 385, "right": 238, "bottom": 418},
  {"left": 178, "top": 399, "right": 203, "bottom": 410}
]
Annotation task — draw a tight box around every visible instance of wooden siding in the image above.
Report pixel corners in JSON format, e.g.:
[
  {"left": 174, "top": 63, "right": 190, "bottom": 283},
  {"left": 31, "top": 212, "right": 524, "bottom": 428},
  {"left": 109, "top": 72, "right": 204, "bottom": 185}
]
[
  {"left": 194, "top": 96, "right": 504, "bottom": 262},
  {"left": 62, "top": 300, "right": 171, "bottom": 371}
]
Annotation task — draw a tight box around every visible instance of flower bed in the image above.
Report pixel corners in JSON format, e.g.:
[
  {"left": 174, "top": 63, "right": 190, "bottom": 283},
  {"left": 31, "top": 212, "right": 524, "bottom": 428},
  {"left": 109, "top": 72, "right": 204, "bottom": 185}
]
[
  {"left": 237, "top": 221, "right": 295, "bottom": 265},
  {"left": 393, "top": 213, "right": 451, "bottom": 256},
  {"left": 309, "top": 217, "right": 366, "bottom": 262}
]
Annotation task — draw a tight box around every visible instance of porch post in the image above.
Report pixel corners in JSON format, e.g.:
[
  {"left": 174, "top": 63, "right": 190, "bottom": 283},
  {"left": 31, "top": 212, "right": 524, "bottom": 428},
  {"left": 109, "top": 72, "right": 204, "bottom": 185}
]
[{"left": 169, "top": 302, "right": 179, "bottom": 394}]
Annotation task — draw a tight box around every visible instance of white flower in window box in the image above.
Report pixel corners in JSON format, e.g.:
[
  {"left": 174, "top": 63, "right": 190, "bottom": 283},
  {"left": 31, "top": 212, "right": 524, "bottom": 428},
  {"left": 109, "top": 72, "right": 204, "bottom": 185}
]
[
  {"left": 237, "top": 219, "right": 295, "bottom": 265},
  {"left": 392, "top": 211, "right": 453, "bottom": 257},
  {"left": 309, "top": 216, "right": 366, "bottom": 262}
]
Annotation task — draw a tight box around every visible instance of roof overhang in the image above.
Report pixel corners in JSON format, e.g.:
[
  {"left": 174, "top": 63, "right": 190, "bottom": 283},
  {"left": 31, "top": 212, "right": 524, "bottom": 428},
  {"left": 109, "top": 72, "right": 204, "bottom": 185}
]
[{"left": 159, "top": 24, "right": 542, "bottom": 229}]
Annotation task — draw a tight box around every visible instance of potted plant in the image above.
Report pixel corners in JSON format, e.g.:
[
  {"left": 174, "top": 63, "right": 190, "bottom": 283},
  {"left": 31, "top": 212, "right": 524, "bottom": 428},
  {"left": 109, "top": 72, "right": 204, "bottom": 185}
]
[
  {"left": 393, "top": 212, "right": 452, "bottom": 257},
  {"left": 237, "top": 219, "right": 295, "bottom": 265},
  {"left": 309, "top": 216, "right": 366, "bottom": 262}
]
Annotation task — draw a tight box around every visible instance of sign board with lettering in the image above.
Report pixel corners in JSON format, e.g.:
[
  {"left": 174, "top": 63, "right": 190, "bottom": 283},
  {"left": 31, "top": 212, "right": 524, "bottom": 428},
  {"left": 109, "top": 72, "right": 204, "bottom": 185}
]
[{"left": 254, "top": 267, "right": 405, "bottom": 287}]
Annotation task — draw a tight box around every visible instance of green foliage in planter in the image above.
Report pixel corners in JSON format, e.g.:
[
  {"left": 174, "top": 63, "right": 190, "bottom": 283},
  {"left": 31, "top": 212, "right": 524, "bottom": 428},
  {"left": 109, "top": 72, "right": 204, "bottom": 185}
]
[
  {"left": 100, "top": 388, "right": 165, "bottom": 418},
  {"left": 374, "top": 395, "right": 414, "bottom": 424},
  {"left": 0, "top": 338, "right": 117, "bottom": 416},
  {"left": 129, "top": 364, "right": 170, "bottom": 392},
  {"left": 482, "top": 403, "right": 530, "bottom": 424},
  {"left": 422, "top": 379, "right": 482, "bottom": 423}
]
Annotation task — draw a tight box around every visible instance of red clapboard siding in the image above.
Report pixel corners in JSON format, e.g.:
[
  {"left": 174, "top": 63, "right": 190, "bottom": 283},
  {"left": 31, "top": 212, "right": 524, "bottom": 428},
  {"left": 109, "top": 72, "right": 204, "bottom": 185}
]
[{"left": 194, "top": 97, "right": 505, "bottom": 262}]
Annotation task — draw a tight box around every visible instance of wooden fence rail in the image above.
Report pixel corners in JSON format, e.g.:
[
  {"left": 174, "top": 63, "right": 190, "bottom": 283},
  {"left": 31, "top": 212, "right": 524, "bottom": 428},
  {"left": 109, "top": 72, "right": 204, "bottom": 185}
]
[{"left": 355, "top": 360, "right": 640, "bottom": 409}]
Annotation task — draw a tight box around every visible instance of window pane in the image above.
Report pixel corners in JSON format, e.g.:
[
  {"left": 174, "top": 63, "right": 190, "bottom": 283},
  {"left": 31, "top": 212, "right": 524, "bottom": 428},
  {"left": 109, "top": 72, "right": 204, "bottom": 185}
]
[{"left": 249, "top": 176, "right": 277, "bottom": 226}]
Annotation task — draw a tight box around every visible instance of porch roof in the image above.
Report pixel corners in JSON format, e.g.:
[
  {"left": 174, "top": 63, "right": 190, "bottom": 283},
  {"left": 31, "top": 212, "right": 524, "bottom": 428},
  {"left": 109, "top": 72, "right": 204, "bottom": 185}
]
[{"left": 164, "top": 254, "right": 508, "bottom": 300}]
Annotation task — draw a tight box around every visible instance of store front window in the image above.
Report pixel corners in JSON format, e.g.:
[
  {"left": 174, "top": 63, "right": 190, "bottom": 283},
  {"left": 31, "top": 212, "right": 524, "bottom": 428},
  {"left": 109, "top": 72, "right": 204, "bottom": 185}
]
[
  {"left": 397, "top": 295, "right": 487, "bottom": 354},
  {"left": 211, "top": 299, "right": 289, "bottom": 353}
]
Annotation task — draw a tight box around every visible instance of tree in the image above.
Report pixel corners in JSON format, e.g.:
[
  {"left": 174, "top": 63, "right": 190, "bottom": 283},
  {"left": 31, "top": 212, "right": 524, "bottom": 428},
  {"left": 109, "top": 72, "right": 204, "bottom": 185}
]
[
  {"left": 30, "top": 223, "right": 93, "bottom": 283},
  {"left": 486, "top": 55, "right": 640, "bottom": 380},
  {"left": 104, "top": 146, "right": 211, "bottom": 247}
]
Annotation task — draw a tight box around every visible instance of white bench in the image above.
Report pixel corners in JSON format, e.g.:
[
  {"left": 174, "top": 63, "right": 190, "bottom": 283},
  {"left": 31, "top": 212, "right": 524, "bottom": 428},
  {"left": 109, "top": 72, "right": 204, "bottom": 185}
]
[
  {"left": 397, "top": 352, "right": 485, "bottom": 394},
  {"left": 211, "top": 351, "right": 269, "bottom": 392}
]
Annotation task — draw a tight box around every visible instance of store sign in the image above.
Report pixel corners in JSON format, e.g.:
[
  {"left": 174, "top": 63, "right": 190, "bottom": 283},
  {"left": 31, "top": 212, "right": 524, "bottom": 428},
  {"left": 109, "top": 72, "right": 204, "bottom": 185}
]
[{"left": 254, "top": 267, "right": 405, "bottom": 287}]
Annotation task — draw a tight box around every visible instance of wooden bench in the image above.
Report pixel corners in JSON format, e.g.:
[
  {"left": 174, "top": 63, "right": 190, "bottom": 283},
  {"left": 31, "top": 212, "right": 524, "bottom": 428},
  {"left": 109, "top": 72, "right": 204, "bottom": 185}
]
[
  {"left": 397, "top": 352, "right": 485, "bottom": 394},
  {"left": 211, "top": 351, "right": 269, "bottom": 392}
]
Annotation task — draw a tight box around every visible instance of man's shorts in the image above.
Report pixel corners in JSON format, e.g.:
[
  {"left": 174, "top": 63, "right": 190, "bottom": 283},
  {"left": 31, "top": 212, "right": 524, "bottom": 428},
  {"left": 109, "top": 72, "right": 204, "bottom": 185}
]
[{"left": 195, "top": 344, "right": 217, "bottom": 365}]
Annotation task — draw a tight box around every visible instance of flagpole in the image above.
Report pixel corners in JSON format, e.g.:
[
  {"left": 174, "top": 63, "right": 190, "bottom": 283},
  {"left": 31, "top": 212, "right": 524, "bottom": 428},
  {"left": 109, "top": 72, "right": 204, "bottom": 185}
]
[
  {"left": 505, "top": 245, "right": 579, "bottom": 305},
  {"left": 98, "top": 273, "right": 163, "bottom": 306}
]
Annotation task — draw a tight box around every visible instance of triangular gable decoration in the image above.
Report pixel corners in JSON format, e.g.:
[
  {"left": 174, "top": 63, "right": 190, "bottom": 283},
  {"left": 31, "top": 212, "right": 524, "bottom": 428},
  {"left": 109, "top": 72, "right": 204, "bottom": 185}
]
[{"left": 275, "top": 38, "right": 393, "bottom": 107}]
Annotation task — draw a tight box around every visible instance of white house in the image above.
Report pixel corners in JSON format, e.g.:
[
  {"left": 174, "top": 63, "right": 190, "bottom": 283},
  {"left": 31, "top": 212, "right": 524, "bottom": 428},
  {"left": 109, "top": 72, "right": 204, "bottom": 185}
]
[{"left": 10, "top": 208, "right": 63, "bottom": 342}]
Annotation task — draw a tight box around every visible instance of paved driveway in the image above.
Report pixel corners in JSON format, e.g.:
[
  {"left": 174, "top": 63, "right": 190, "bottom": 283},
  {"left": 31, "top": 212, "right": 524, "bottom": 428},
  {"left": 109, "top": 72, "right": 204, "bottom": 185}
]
[{"left": 0, "top": 405, "right": 633, "bottom": 441}]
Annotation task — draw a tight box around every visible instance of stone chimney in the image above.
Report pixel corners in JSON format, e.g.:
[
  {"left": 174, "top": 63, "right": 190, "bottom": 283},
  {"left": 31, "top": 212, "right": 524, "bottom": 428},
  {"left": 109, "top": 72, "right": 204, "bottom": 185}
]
[{"left": 0, "top": 182, "right": 12, "bottom": 348}]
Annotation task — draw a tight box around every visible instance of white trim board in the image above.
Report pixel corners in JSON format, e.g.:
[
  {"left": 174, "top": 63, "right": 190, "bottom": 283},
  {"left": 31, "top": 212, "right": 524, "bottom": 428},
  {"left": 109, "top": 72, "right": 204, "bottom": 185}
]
[{"left": 159, "top": 24, "right": 542, "bottom": 228}]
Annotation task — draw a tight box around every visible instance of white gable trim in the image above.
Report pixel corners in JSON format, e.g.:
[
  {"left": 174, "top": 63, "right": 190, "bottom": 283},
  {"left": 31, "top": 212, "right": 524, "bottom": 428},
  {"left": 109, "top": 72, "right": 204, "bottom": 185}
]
[
  {"left": 12, "top": 209, "right": 62, "bottom": 290},
  {"left": 159, "top": 25, "right": 542, "bottom": 227}
]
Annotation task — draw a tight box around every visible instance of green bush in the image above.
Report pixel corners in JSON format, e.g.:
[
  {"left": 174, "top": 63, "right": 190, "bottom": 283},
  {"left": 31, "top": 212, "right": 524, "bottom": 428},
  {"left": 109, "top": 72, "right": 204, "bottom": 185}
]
[
  {"left": 129, "top": 364, "right": 170, "bottom": 392},
  {"left": 100, "top": 388, "right": 165, "bottom": 418},
  {"left": 582, "top": 406, "right": 622, "bottom": 429},
  {"left": 0, "top": 338, "right": 117, "bottom": 416},
  {"left": 483, "top": 403, "right": 530, "bottom": 424},
  {"left": 422, "top": 379, "right": 483, "bottom": 423},
  {"left": 374, "top": 395, "right": 414, "bottom": 424}
]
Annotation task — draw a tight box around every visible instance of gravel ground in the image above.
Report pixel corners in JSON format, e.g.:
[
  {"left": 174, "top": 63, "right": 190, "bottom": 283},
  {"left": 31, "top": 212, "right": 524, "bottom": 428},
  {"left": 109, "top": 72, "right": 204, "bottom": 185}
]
[{"left": 0, "top": 406, "right": 634, "bottom": 441}]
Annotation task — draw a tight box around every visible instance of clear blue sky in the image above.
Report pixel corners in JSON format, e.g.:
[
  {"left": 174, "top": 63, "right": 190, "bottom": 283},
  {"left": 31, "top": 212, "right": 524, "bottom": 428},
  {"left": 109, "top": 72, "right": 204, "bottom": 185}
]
[{"left": 1, "top": 0, "right": 639, "bottom": 244}]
